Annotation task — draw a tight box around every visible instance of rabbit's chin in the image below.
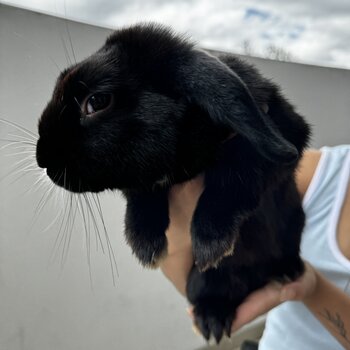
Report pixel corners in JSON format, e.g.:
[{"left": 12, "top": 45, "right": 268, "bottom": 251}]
[
  {"left": 46, "top": 166, "right": 175, "bottom": 194},
  {"left": 46, "top": 167, "right": 105, "bottom": 193}
]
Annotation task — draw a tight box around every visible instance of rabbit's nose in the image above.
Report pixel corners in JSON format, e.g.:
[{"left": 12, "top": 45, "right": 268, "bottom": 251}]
[
  {"left": 36, "top": 137, "right": 49, "bottom": 168},
  {"left": 36, "top": 137, "right": 67, "bottom": 169}
]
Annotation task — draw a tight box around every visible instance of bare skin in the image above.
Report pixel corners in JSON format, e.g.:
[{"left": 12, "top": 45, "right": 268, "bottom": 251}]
[{"left": 160, "top": 149, "right": 350, "bottom": 349}]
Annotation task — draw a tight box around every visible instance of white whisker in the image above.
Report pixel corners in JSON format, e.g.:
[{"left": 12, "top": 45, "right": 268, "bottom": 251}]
[
  {"left": 8, "top": 133, "right": 37, "bottom": 143},
  {"left": 83, "top": 193, "right": 105, "bottom": 253},
  {"left": 91, "top": 193, "right": 119, "bottom": 284},
  {"left": 5, "top": 150, "right": 36, "bottom": 157},
  {"left": 54, "top": 0, "right": 72, "bottom": 66},
  {"left": 12, "top": 31, "right": 61, "bottom": 72},
  {"left": 29, "top": 180, "right": 57, "bottom": 234},
  {"left": 0, "top": 118, "right": 37, "bottom": 139},
  {"left": 0, "top": 159, "right": 37, "bottom": 183},
  {"left": 77, "top": 194, "right": 94, "bottom": 289},
  {"left": 63, "top": 0, "right": 77, "bottom": 64},
  {"left": 0, "top": 140, "right": 36, "bottom": 148},
  {"left": 74, "top": 97, "right": 83, "bottom": 114}
]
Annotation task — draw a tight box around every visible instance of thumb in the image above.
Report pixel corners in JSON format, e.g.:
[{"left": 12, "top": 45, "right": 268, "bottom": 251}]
[
  {"left": 280, "top": 262, "right": 318, "bottom": 302},
  {"left": 280, "top": 286, "right": 298, "bottom": 302}
]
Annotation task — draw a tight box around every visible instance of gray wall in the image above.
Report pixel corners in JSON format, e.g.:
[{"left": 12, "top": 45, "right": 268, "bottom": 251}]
[
  {"left": 0, "top": 4, "right": 349, "bottom": 350},
  {"left": 241, "top": 55, "right": 350, "bottom": 148}
]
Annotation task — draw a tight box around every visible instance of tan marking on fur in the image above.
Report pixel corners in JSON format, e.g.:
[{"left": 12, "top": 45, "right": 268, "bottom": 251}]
[
  {"left": 223, "top": 241, "right": 235, "bottom": 257},
  {"left": 197, "top": 237, "right": 237, "bottom": 272},
  {"left": 142, "top": 245, "right": 168, "bottom": 270}
]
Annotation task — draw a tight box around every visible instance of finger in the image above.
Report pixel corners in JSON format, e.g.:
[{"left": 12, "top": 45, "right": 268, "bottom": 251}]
[
  {"left": 280, "top": 286, "right": 297, "bottom": 302},
  {"left": 231, "top": 282, "right": 283, "bottom": 332},
  {"left": 280, "top": 262, "right": 317, "bottom": 302},
  {"left": 280, "top": 278, "right": 313, "bottom": 301},
  {"left": 186, "top": 306, "right": 194, "bottom": 320}
]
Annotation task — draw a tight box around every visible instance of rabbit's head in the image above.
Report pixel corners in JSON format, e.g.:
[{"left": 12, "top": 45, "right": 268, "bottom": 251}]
[{"left": 36, "top": 24, "right": 309, "bottom": 193}]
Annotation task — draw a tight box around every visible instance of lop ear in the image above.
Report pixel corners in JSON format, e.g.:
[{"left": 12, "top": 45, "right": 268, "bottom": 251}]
[{"left": 177, "top": 50, "right": 298, "bottom": 164}]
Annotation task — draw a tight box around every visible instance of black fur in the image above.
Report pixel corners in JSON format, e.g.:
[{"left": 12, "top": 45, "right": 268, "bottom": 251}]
[{"left": 36, "top": 24, "right": 311, "bottom": 343}]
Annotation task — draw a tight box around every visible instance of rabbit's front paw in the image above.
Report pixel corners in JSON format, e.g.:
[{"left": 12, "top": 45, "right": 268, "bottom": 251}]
[
  {"left": 191, "top": 213, "right": 237, "bottom": 271},
  {"left": 192, "top": 233, "right": 236, "bottom": 271},
  {"left": 126, "top": 230, "right": 167, "bottom": 268}
]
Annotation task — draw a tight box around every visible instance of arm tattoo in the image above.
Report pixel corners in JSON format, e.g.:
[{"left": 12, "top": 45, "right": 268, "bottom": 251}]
[{"left": 320, "top": 308, "right": 350, "bottom": 346}]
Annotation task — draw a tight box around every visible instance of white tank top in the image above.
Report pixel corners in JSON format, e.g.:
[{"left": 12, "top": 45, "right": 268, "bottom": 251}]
[{"left": 259, "top": 145, "right": 350, "bottom": 350}]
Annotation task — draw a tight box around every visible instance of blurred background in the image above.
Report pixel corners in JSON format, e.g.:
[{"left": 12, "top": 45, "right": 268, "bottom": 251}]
[{"left": 0, "top": 1, "right": 349, "bottom": 350}]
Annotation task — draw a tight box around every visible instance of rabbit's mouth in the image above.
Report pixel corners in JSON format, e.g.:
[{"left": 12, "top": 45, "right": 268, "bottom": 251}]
[
  {"left": 45, "top": 166, "right": 97, "bottom": 193},
  {"left": 44, "top": 160, "right": 175, "bottom": 193}
]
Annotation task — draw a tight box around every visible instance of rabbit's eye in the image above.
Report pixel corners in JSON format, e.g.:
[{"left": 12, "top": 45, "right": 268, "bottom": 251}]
[{"left": 85, "top": 93, "right": 112, "bottom": 115}]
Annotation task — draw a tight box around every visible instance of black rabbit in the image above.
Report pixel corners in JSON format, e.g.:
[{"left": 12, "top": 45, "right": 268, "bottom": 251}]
[{"left": 36, "top": 24, "right": 311, "bottom": 343}]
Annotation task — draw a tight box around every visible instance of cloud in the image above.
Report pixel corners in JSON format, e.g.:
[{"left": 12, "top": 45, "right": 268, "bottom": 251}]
[
  {"left": 4, "top": 0, "right": 350, "bottom": 69},
  {"left": 244, "top": 8, "right": 271, "bottom": 21}
]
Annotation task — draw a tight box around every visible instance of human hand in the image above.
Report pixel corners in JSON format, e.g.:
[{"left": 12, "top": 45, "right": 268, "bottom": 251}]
[
  {"left": 186, "top": 261, "right": 318, "bottom": 334},
  {"left": 160, "top": 175, "right": 318, "bottom": 336},
  {"left": 230, "top": 261, "right": 318, "bottom": 331},
  {"left": 159, "top": 174, "right": 203, "bottom": 295}
]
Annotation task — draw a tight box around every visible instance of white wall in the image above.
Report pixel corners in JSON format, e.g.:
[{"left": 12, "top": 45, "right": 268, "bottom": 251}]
[{"left": 0, "top": 4, "right": 349, "bottom": 350}]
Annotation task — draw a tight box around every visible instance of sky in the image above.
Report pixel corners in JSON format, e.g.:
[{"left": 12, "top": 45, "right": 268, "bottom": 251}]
[{"left": 2, "top": 0, "right": 350, "bottom": 69}]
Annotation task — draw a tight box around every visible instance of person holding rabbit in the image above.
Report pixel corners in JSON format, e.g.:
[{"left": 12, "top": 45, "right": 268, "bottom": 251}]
[{"left": 161, "top": 146, "right": 350, "bottom": 349}]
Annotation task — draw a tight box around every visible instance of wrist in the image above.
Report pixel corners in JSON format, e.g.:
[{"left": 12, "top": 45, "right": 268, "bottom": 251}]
[
  {"left": 302, "top": 266, "right": 321, "bottom": 305},
  {"left": 280, "top": 262, "right": 319, "bottom": 303},
  {"left": 165, "top": 226, "right": 192, "bottom": 255}
]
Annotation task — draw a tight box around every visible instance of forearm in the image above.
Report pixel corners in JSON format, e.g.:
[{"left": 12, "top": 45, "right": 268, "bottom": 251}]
[
  {"left": 160, "top": 225, "right": 193, "bottom": 297},
  {"left": 160, "top": 178, "right": 202, "bottom": 296},
  {"left": 160, "top": 247, "right": 192, "bottom": 296},
  {"left": 303, "top": 270, "right": 350, "bottom": 349}
]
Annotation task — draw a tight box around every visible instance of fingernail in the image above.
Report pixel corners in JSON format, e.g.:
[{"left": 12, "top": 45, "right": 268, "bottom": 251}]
[
  {"left": 280, "top": 288, "right": 296, "bottom": 301},
  {"left": 186, "top": 307, "right": 194, "bottom": 319}
]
